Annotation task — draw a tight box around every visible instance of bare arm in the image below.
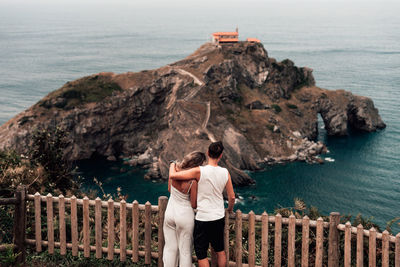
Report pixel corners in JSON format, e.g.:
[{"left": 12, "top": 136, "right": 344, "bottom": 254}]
[
  {"left": 169, "top": 163, "right": 200, "bottom": 181},
  {"left": 225, "top": 172, "right": 235, "bottom": 212},
  {"left": 189, "top": 180, "right": 198, "bottom": 209},
  {"left": 168, "top": 175, "right": 171, "bottom": 193}
]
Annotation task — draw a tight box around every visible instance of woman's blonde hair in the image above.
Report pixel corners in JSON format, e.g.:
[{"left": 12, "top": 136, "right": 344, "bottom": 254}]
[{"left": 178, "top": 151, "right": 206, "bottom": 170}]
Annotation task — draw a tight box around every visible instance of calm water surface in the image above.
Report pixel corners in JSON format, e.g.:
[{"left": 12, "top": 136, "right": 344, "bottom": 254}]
[{"left": 0, "top": 1, "right": 399, "bottom": 229}]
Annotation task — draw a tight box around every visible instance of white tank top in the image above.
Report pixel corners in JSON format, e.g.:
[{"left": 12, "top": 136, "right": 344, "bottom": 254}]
[{"left": 195, "top": 165, "right": 229, "bottom": 221}]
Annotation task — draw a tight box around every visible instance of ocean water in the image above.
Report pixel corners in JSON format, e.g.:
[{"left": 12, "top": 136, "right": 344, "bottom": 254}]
[{"left": 1, "top": 1, "right": 399, "bottom": 229}]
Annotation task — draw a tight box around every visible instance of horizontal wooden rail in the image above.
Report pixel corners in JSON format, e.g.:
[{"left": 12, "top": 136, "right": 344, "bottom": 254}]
[
  {"left": 25, "top": 239, "right": 158, "bottom": 258},
  {"left": 337, "top": 223, "right": 398, "bottom": 243},
  {"left": 26, "top": 194, "right": 159, "bottom": 212},
  {"left": 0, "top": 197, "right": 18, "bottom": 205},
  {"left": 27, "top": 194, "right": 330, "bottom": 227},
  {"left": 0, "top": 244, "right": 15, "bottom": 252},
  {"left": 227, "top": 213, "right": 330, "bottom": 227}
]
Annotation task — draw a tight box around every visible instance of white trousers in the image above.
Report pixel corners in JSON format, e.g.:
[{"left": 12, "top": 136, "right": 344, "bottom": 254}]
[{"left": 163, "top": 194, "right": 194, "bottom": 267}]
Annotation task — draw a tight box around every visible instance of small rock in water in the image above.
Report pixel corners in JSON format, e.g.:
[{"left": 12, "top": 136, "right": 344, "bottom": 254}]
[{"left": 107, "top": 155, "right": 117, "bottom": 161}]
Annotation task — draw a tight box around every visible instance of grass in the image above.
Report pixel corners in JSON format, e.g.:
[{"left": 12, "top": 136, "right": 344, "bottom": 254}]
[
  {"left": 271, "top": 104, "right": 282, "bottom": 113},
  {"left": 39, "top": 75, "right": 122, "bottom": 110},
  {"left": 26, "top": 249, "right": 153, "bottom": 267}
]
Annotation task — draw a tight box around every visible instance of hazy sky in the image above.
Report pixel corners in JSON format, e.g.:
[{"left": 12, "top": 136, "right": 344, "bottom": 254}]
[{"left": 1, "top": 0, "right": 397, "bottom": 6}]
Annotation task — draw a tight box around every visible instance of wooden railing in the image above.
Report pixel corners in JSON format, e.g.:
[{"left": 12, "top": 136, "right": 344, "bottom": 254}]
[
  {"left": 2, "top": 187, "right": 400, "bottom": 266},
  {"left": 0, "top": 186, "right": 27, "bottom": 264}
]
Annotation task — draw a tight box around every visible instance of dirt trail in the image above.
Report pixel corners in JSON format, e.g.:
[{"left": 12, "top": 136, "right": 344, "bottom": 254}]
[{"left": 174, "top": 68, "right": 213, "bottom": 138}]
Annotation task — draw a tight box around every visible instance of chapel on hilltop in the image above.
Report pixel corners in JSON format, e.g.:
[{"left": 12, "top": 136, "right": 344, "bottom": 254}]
[{"left": 211, "top": 28, "right": 260, "bottom": 44}]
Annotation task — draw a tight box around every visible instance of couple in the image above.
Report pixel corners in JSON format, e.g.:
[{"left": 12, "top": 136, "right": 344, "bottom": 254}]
[{"left": 163, "top": 141, "right": 236, "bottom": 267}]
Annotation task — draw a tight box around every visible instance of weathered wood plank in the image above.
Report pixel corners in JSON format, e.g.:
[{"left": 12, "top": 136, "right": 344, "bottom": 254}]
[
  {"left": 248, "top": 211, "right": 256, "bottom": 267},
  {"left": 107, "top": 198, "right": 115, "bottom": 260},
  {"left": 382, "top": 230, "right": 389, "bottom": 267},
  {"left": 274, "top": 213, "right": 282, "bottom": 267},
  {"left": 288, "top": 215, "right": 295, "bottom": 267},
  {"left": 261, "top": 212, "right": 268, "bottom": 267},
  {"left": 120, "top": 199, "right": 127, "bottom": 262},
  {"left": 83, "top": 196, "right": 90, "bottom": 257},
  {"left": 158, "top": 196, "right": 168, "bottom": 267},
  {"left": 344, "top": 222, "right": 351, "bottom": 267},
  {"left": 14, "top": 185, "right": 26, "bottom": 264},
  {"left": 46, "top": 193, "right": 54, "bottom": 254},
  {"left": 95, "top": 197, "right": 102, "bottom": 258},
  {"left": 328, "top": 212, "right": 340, "bottom": 267},
  {"left": 144, "top": 201, "right": 152, "bottom": 265},
  {"left": 34, "top": 192, "right": 42, "bottom": 252},
  {"left": 356, "top": 224, "right": 364, "bottom": 267},
  {"left": 235, "top": 209, "right": 243, "bottom": 267},
  {"left": 395, "top": 233, "right": 400, "bottom": 267},
  {"left": 0, "top": 198, "right": 18, "bottom": 205},
  {"left": 132, "top": 200, "right": 139, "bottom": 262},
  {"left": 315, "top": 217, "right": 324, "bottom": 267},
  {"left": 369, "top": 227, "right": 376, "bottom": 267},
  {"left": 59, "top": 195, "right": 66, "bottom": 255},
  {"left": 225, "top": 210, "right": 230, "bottom": 267},
  {"left": 70, "top": 195, "right": 78, "bottom": 256},
  {"left": 301, "top": 216, "right": 310, "bottom": 267}
]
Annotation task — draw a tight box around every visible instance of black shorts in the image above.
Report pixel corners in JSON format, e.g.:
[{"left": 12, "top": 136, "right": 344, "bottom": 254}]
[{"left": 193, "top": 217, "right": 225, "bottom": 260}]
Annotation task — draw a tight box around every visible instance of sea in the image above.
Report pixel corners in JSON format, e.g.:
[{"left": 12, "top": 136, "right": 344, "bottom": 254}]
[{"left": 0, "top": 1, "right": 399, "bottom": 230}]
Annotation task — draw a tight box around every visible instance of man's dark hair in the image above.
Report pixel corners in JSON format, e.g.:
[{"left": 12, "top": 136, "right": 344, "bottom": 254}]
[{"left": 208, "top": 141, "right": 224, "bottom": 159}]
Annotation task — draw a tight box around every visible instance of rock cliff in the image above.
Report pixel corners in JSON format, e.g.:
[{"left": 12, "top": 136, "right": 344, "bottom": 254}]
[{"left": 0, "top": 42, "right": 386, "bottom": 185}]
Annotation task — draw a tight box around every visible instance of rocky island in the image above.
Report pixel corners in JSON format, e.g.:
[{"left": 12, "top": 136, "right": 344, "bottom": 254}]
[{"left": 0, "top": 42, "right": 386, "bottom": 185}]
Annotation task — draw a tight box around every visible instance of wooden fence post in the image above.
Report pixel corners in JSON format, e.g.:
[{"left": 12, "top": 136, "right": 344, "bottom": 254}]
[
  {"left": 95, "top": 197, "right": 102, "bottom": 259},
  {"left": 59, "top": 194, "right": 66, "bottom": 255},
  {"left": 34, "top": 192, "right": 42, "bottom": 253},
  {"left": 344, "top": 222, "right": 351, "bottom": 267},
  {"left": 158, "top": 196, "right": 168, "bottom": 267},
  {"left": 120, "top": 199, "right": 127, "bottom": 262},
  {"left": 13, "top": 185, "right": 26, "bottom": 265},
  {"left": 46, "top": 193, "right": 54, "bottom": 254},
  {"left": 328, "top": 212, "right": 340, "bottom": 267},
  {"left": 83, "top": 196, "right": 90, "bottom": 258},
  {"left": 144, "top": 201, "right": 152, "bottom": 265},
  {"left": 235, "top": 209, "right": 243, "bottom": 267},
  {"left": 261, "top": 212, "right": 269, "bottom": 267},
  {"left": 288, "top": 215, "right": 295, "bottom": 267},
  {"left": 274, "top": 213, "right": 282, "bottom": 267},
  {"left": 382, "top": 230, "right": 389, "bottom": 267},
  {"left": 70, "top": 195, "right": 78, "bottom": 256},
  {"left": 315, "top": 217, "right": 324, "bottom": 267},
  {"left": 225, "top": 210, "right": 230, "bottom": 267},
  {"left": 356, "top": 224, "right": 364, "bottom": 267},
  {"left": 248, "top": 211, "right": 256, "bottom": 267},
  {"left": 132, "top": 200, "right": 139, "bottom": 263},
  {"left": 369, "top": 227, "right": 376, "bottom": 267},
  {"left": 395, "top": 233, "right": 400, "bottom": 267},
  {"left": 107, "top": 198, "right": 115, "bottom": 260},
  {"left": 301, "top": 216, "right": 310, "bottom": 267}
]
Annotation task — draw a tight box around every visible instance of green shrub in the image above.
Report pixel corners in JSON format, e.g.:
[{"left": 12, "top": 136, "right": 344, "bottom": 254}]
[
  {"left": 286, "top": 103, "right": 298, "bottom": 109},
  {"left": 271, "top": 104, "right": 282, "bottom": 113},
  {"left": 266, "top": 124, "right": 274, "bottom": 131},
  {"left": 0, "top": 245, "right": 19, "bottom": 266},
  {"left": 39, "top": 75, "right": 122, "bottom": 110}
]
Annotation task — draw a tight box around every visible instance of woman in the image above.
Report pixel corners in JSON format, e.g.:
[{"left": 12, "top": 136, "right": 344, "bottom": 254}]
[{"left": 163, "top": 151, "right": 206, "bottom": 267}]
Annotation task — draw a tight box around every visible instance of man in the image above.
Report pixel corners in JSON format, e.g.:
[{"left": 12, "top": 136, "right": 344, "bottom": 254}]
[{"left": 169, "top": 141, "right": 235, "bottom": 267}]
